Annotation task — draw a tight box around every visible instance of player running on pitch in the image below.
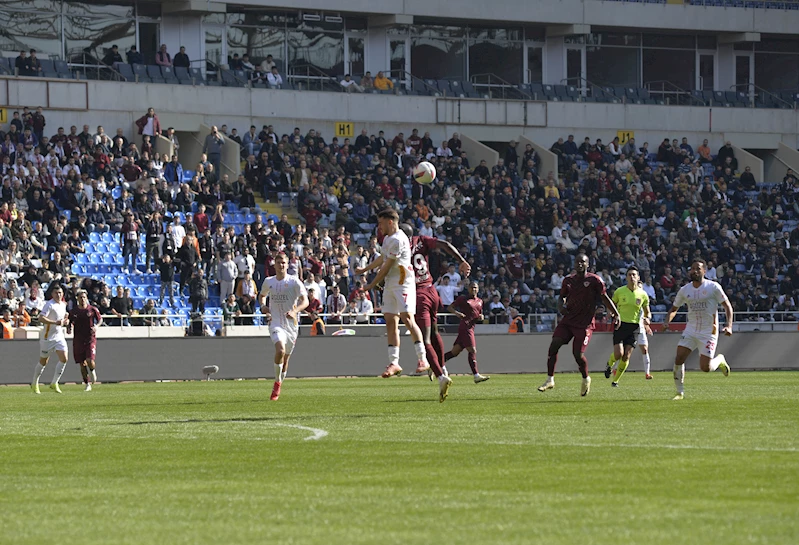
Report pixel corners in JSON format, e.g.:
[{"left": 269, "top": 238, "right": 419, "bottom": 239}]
[
  {"left": 258, "top": 252, "right": 309, "bottom": 401},
  {"left": 445, "top": 281, "right": 489, "bottom": 383},
  {"left": 356, "top": 222, "right": 470, "bottom": 402},
  {"left": 604, "top": 267, "right": 650, "bottom": 387},
  {"left": 32, "top": 284, "right": 70, "bottom": 394},
  {"left": 538, "top": 253, "right": 619, "bottom": 396},
  {"left": 363, "top": 209, "right": 430, "bottom": 382},
  {"left": 67, "top": 289, "right": 103, "bottom": 391},
  {"left": 665, "top": 258, "right": 733, "bottom": 400}
]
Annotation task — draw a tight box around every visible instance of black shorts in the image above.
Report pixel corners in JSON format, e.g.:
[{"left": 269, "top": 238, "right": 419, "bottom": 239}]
[{"left": 613, "top": 322, "right": 640, "bottom": 348}]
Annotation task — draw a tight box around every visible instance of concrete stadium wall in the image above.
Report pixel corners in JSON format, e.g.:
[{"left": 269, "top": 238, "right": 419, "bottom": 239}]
[{"left": 1, "top": 332, "right": 796, "bottom": 385}]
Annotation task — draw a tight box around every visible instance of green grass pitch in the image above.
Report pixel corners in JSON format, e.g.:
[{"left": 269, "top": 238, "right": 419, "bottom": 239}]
[{"left": 2, "top": 372, "right": 798, "bottom": 545}]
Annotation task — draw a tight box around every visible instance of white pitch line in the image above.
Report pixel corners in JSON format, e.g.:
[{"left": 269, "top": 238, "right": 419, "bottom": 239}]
[{"left": 230, "top": 421, "right": 328, "bottom": 441}]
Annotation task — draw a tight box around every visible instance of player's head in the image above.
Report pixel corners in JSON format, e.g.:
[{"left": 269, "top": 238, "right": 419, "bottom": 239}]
[
  {"left": 274, "top": 252, "right": 288, "bottom": 275},
  {"left": 625, "top": 266, "right": 639, "bottom": 286},
  {"left": 399, "top": 222, "right": 414, "bottom": 239},
  {"left": 689, "top": 258, "right": 706, "bottom": 282},
  {"left": 377, "top": 208, "right": 399, "bottom": 235},
  {"left": 50, "top": 285, "right": 63, "bottom": 302},
  {"left": 76, "top": 289, "right": 88, "bottom": 307},
  {"left": 574, "top": 253, "right": 589, "bottom": 275},
  {"left": 468, "top": 280, "right": 479, "bottom": 297}
]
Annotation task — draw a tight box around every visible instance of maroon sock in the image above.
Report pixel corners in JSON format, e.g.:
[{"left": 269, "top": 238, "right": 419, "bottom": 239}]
[
  {"left": 576, "top": 354, "right": 588, "bottom": 378},
  {"left": 431, "top": 331, "right": 445, "bottom": 369},
  {"left": 468, "top": 352, "right": 479, "bottom": 374},
  {"left": 547, "top": 349, "right": 558, "bottom": 376},
  {"left": 444, "top": 351, "right": 455, "bottom": 362},
  {"left": 425, "top": 343, "right": 443, "bottom": 377}
]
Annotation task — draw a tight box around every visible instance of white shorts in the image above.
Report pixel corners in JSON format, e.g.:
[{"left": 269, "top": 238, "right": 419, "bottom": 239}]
[
  {"left": 637, "top": 329, "right": 648, "bottom": 347},
  {"left": 270, "top": 327, "right": 297, "bottom": 356},
  {"left": 382, "top": 282, "right": 416, "bottom": 315},
  {"left": 40, "top": 338, "right": 68, "bottom": 358},
  {"left": 678, "top": 331, "right": 718, "bottom": 358}
]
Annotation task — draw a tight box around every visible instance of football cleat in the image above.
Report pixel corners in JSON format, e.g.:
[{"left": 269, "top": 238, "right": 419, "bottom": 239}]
[
  {"left": 604, "top": 365, "right": 612, "bottom": 379},
  {"left": 717, "top": 356, "right": 730, "bottom": 377},
  {"left": 49, "top": 383, "right": 62, "bottom": 394},
  {"left": 427, "top": 368, "right": 434, "bottom": 382},
  {"left": 439, "top": 376, "right": 452, "bottom": 403},
  {"left": 31, "top": 383, "right": 40, "bottom": 395},
  {"left": 538, "top": 379, "right": 554, "bottom": 392},
  {"left": 672, "top": 393, "right": 684, "bottom": 401},
  {"left": 381, "top": 363, "right": 402, "bottom": 378},
  {"left": 645, "top": 374, "right": 653, "bottom": 380},
  {"left": 415, "top": 360, "right": 430, "bottom": 374},
  {"left": 581, "top": 376, "right": 591, "bottom": 397},
  {"left": 84, "top": 383, "right": 92, "bottom": 392},
  {"left": 474, "top": 374, "right": 490, "bottom": 383},
  {"left": 270, "top": 382, "right": 281, "bottom": 401},
  {"left": 611, "top": 382, "right": 619, "bottom": 388}
]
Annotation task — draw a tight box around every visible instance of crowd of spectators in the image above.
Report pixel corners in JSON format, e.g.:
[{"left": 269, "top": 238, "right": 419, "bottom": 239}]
[{"left": 2, "top": 103, "right": 799, "bottom": 340}]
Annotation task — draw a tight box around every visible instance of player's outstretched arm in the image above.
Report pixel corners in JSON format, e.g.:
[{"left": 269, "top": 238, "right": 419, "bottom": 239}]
[{"left": 355, "top": 255, "right": 384, "bottom": 276}]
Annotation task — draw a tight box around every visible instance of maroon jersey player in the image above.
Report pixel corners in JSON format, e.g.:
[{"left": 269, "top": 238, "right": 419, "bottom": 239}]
[
  {"left": 538, "top": 253, "right": 619, "bottom": 397},
  {"left": 445, "top": 281, "right": 489, "bottom": 383},
  {"left": 67, "top": 289, "right": 103, "bottom": 391}
]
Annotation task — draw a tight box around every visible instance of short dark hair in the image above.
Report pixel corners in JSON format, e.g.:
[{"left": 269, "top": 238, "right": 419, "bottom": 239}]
[
  {"left": 691, "top": 258, "right": 707, "bottom": 269},
  {"left": 378, "top": 208, "right": 399, "bottom": 221}
]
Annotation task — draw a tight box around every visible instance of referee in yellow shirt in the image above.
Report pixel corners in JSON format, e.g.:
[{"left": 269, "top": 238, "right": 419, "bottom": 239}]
[{"left": 605, "top": 267, "right": 651, "bottom": 387}]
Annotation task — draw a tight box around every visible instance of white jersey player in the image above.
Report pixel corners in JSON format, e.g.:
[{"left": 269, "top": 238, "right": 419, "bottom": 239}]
[
  {"left": 364, "top": 208, "right": 430, "bottom": 379},
  {"left": 32, "top": 285, "right": 70, "bottom": 394},
  {"left": 665, "top": 258, "right": 733, "bottom": 400},
  {"left": 258, "top": 252, "right": 308, "bottom": 401}
]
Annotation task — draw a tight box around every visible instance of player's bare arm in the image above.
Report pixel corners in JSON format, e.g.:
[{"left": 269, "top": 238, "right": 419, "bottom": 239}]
[
  {"left": 356, "top": 255, "right": 384, "bottom": 276},
  {"left": 601, "top": 292, "right": 621, "bottom": 327},
  {"left": 287, "top": 294, "right": 309, "bottom": 321},
  {"left": 722, "top": 299, "right": 734, "bottom": 336},
  {"left": 643, "top": 303, "right": 653, "bottom": 335},
  {"left": 447, "top": 303, "right": 466, "bottom": 320},
  {"left": 664, "top": 305, "right": 681, "bottom": 331},
  {"left": 365, "top": 256, "right": 396, "bottom": 292},
  {"left": 435, "top": 240, "right": 471, "bottom": 277}
]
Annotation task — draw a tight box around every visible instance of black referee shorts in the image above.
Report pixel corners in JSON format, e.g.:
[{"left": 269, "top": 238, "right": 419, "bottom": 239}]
[{"left": 613, "top": 322, "right": 640, "bottom": 348}]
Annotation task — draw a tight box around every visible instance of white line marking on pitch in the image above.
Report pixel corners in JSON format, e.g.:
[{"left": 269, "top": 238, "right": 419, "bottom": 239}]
[{"left": 230, "top": 421, "right": 328, "bottom": 441}]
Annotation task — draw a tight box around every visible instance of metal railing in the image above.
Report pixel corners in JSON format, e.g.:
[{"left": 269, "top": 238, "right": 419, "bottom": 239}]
[
  {"left": 68, "top": 52, "right": 126, "bottom": 82},
  {"left": 287, "top": 63, "right": 339, "bottom": 92},
  {"left": 559, "top": 76, "right": 606, "bottom": 100},
  {"left": 470, "top": 73, "right": 531, "bottom": 100},
  {"left": 645, "top": 80, "right": 706, "bottom": 106},
  {"left": 386, "top": 69, "right": 442, "bottom": 96},
  {"left": 728, "top": 83, "right": 794, "bottom": 109}
]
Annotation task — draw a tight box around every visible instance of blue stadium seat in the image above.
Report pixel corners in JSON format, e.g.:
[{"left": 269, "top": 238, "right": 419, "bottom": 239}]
[
  {"left": 89, "top": 232, "right": 101, "bottom": 243},
  {"left": 117, "top": 63, "right": 135, "bottom": 82},
  {"left": 132, "top": 64, "right": 151, "bottom": 83}
]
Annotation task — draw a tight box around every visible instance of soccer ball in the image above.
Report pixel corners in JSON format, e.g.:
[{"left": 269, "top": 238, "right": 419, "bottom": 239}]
[{"left": 412, "top": 161, "right": 436, "bottom": 185}]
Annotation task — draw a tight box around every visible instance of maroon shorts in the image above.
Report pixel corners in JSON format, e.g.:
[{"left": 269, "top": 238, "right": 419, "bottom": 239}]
[
  {"left": 73, "top": 339, "right": 97, "bottom": 364},
  {"left": 454, "top": 326, "right": 476, "bottom": 348},
  {"left": 552, "top": 323, "right": 593, "bottom": 353},
  {"left": 415, "top": 285, "right": 440, "bottom": 329}
]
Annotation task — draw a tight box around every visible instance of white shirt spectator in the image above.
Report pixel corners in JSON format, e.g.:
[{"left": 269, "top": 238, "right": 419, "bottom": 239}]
[
  {"left": 642, "top": 282, "right": 656, "bottom": 301},
  {"left": 267, "top": 71, "right": 283, "bottom": 87},
  {"left": 615, "top": 158, "right": 632, "bottom": 174},
  {"left": 436, "top": 280, "right": 461, "bottom": 306},
  {"left": 705, "top": 266, "right": 718, "bottom": 281},
  {"left": 326, "top": 292, "right": 346, "bottom": 315},
  {"left": 550, "top": 271, "right": 565, "bottom": 290},
  {"left": 171, "top": 223, "right": 186, "bottom": 248},
  {"left": 420, "top": 224, "right": 434, "bottom": 237},
  {"left": 234, "top": 253, "right": 256, "bottom": 279},
  {"left": 436, "top": 146, "right": 453, "bottom": 158},
  {"left": 354, "top": 297, "right": 374, "bottom": 323}
]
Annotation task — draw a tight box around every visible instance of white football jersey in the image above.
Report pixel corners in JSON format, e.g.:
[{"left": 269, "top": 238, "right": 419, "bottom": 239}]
[
  {"left": 672, "top": 279, "right": 729, "bottom": 336},
  {"left": 39, "top": 300, "right": 67, "bottom": 342},
  {"left": 260, "top": 275, "right": 307, "bottom": 334},
  {"left": 381, "top": 230, "right": 414, "bottom": 287}
]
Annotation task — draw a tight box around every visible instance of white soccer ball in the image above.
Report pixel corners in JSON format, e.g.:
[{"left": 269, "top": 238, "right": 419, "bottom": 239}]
[{"left": 412, "top": 161, "right": 437, "bottom": 185}]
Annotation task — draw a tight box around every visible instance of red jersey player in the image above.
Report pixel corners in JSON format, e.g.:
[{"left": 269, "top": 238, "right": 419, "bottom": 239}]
[
  {"left": 67, "top": 289, "right": 103, "bottom": 391},
  {"left": 357, "top": 223, "right": 470, "bottom": 402},
  {"left": 538, "top": 253, "right": 619, "bottom": 397},
  {"left": 445, "top": 281, "right": 489, "bottom": 383}
]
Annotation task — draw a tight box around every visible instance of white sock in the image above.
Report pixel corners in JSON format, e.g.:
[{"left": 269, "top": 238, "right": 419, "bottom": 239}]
[
  {"left": 709, "top": 355, "right": 723, "bottom": 371},
  {"left": 274, "top": 363, "right": 283, "bottom": 383},
  {"left": 413, "top": 341, "right": 427, "bottom": 363},
  {"left": 33, "top": 363, "right": 45, "bottom": 385},
  {"left": 643, "top": 353, "right": 651, "bottom": 374},
  {"left": 441, "top": 365, "right": 449, "bottom": 377},
  {"left": 673, "top": 364, "right": 685, "bottom": 394},
  {"left": 474, "top": 373, "right": 480, "bottom": 378},
  {"left": 280, "top": 370, "right": 287, "bottom": 382},
  {"left": 51, "top": 362, "right": 66, "bottom": 385},
  {"left": 387, "top": 345, "right": 400, "bottom": 366},
  {"left": 90, "top": 369, "right": 97, "bottom": 383},
  {"left": 438, "top": 374, "right": 449, "bottom": 384}
]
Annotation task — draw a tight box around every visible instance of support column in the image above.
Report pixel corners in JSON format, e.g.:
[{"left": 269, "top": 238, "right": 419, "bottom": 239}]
[{"left": 544, "top": 36, "right": 565, "bottom": 86}]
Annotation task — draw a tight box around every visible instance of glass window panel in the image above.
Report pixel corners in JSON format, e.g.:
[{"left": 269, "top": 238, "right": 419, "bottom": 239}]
[
  {"left": 136, "top": 2, "right": 161, "bottom": 18},
  {"left": 0, "top": 9, "right": 61, "bottom": 58},
  {"left": 205, "top": 28, "right": 223, "bottom": 67},
  {"left": 410, "top": 25, "right": 465, "bottom": 38},
  {"left": 755, "top": 53, "right": 799, "bottom": 91},
  {"left": 756, "top": 39, "right": 799, "bottom": 53},
  {"left": 65, "top": 1, "right": 133, "bottom": 18},
  {"left": 564, "top": 35, "right": 585, "bottom": 45},
  {"left": 411, "top": 36, "right": 465, "bottom": 80},
  {"left": 587, "top": 46, "right": 640, "bottom": 87},
  {"left": 468, "top": 28, "right": 522, "bottom": 42},
  {"left": 345, "top": 17, "right": 367, "bottom": 31},
  {"left": 202, "top": 14, "right": 225, "bottom": 24},
  {"left": 64, "top": 15, "right": 135, "bottom": 64},
  {"left": 469, "top": 40, "right": 522, "bottom": 83},
  {"left": 229, "top": 26, "right": 285, "bottom": 68},
  {"left": 527, "top": 46, "right": 543, "bottom": 83},
  {"left": 734, "top": 42, "right": 754, "bottom": 51},
  {"left": 588, "top": 32, "right": 640, "bottom": 47},
  {"left": 347, "top": 36, "right": 364, "bottom": 76},
  {"left": 288, "top": 29, "right": 344, "bottom": 76},
  {"left": 642, "top": 49, "right": 694, "bottom": 90},
  {"left": 390, "top": 39, "right": 406, "bottom": 75},
  {"left": 524, "top": 26, "right": 545, "bottom": 42},
  {"left": 697, "top": 35, "right": 716, "bottom": 49},
  {"left": 387, "top": 26, "right": 409, "bottom": 36},
  {"left": 0, "top": 0, "right": 61, "bottom": 12},
  {"left": 642, "top": 33, "right": 695, "bottom": 49}
]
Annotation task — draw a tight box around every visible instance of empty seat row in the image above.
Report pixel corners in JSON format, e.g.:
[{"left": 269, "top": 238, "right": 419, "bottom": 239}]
[{"left": 0, "top": 57, "right": 73, "bottom": 79}]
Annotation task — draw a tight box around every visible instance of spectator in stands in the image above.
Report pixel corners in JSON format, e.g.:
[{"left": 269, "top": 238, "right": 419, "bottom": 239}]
[
  {"left": 126, "top": 45, "right": 143, "bottom": 65},
  {"left": 374, "top": 72, "right": 393, "bottom": 91},
  {"left": 717, "top": 141, "right": 736, "bottom": 168},
  {"left": 110, "top": 286, "right": 131, "bottom": 326},
  {"left": 14, "top": 50, "right": 27, "bottom": 76},
  {"left": 259, "top": 54, "right": 276, "bottom": 75},
  {"left": 120, "top": 212, "right": 140, "bottom": 274},
  {"left": 136, "top": 107, "right": 162, "bottom": 139},
  {"left": 0, "top": 308, "right": 13, "bottom": 338},
  {"left": 326, "top": 285, "right": 346, "bottom": 324},
  {"left": 155, "top": 44, "right": 172, "bottom": 67},
  {"left": 189, "top": 268, "right": 208, "bottom": 313},
  {"left": 12, "top": 300, "right": 30, "bottom": 327},
  {"left": 173, "top": 46, "right": 190, "bottom": 69},
  {"left": 102, "top": 45, "right": 123, "bottom": 66},
  {"left": 202, "top": 126, "right": 225, "bottom": 174},
  {"left": 340, "top": 74, "right": 364, "bottom": 93},
  {"left": 157, "top": 253, "right": 176, "bottom": 307},
  {"left": 163, "top": 155, "right": 183, "bottom": 184},
  {"left": 266, "top": 66, "right": 283, "bottom": 89},
  {"left": 360, "top": 72, "right": 374, "bottom": 91}
]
